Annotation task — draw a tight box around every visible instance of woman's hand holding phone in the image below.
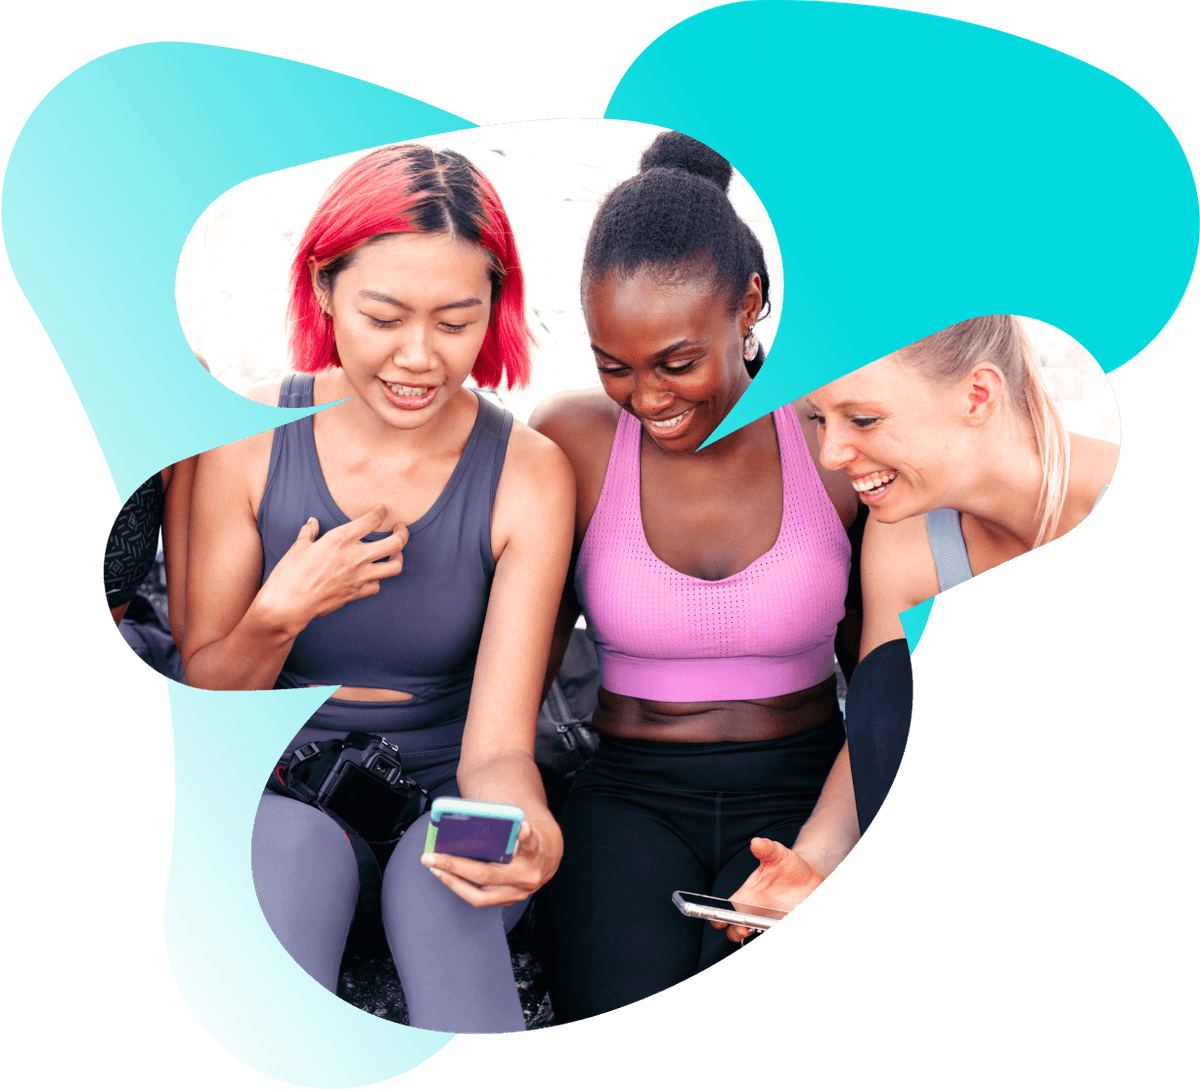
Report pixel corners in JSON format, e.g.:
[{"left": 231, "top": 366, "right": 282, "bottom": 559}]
[
  {"left": 715, "top": 837, "right": 827, "bottom": 943},
  {"left": 421, "top": 813, "right": 564, "bottom": 909},
  {"left": 255, "top": 505, "right": 409, "bottom": 633}
]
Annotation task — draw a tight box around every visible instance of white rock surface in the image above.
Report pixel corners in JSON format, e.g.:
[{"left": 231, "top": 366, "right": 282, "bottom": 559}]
[
  {"left": 176, "top": 119, "right": 781, "bottom": 422},
  {"left": 176, "top": 118, "right": 1117, "bottom": 441}
]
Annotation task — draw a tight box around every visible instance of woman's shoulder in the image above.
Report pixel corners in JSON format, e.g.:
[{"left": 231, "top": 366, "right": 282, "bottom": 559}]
[
  {"left": 528, "top": 388, "right": 622, "bottom": 542},
  {"left": 528, "top": 387, "right": 622, "bottom": 483},
  {"left": 501, "top": 416, "right": 575, "bottom": 487},
  {"left": 862, "top": 512, "right": 941, "bottom": 604},
  {"left": 528, "top": 387, "right": 620, "bottom": 451},
  {"left": 1068, "top": 432, "right": 1120, "bottom": 496},
  {"left": 491, "top": 417, "right": 576, "bottom": 552}
]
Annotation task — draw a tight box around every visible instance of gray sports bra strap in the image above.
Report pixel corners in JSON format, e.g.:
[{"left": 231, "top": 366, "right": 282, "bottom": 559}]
[
  {"left": 278, "top": 371, "right": 311, "bottom": 407},
  {"left": 925, "top": 508, "right": 974, "bottom": 592},
  {"left": 926, "top": 485, "right": 1107, "bottom": 595},
  {"left": 264, "top": 373, "right": 314, "bottom": 491}
]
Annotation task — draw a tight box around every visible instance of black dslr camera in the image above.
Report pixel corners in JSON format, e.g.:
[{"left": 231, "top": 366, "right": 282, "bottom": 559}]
[{"left": 273, "top": 731, "right": 429, "bottom": 845}]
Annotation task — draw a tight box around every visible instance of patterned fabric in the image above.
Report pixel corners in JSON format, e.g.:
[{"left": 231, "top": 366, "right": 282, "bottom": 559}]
[
  {"left": 574, "top": 407, "right": 850, "bottom": 702},
  {"left": 104, "top": 473, "right": 164, "bottom": 608}
]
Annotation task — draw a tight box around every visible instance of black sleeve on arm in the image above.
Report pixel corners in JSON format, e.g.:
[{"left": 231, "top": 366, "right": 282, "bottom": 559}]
[{"left": 844, "top": 637, "right": 913, "bottom": 833}]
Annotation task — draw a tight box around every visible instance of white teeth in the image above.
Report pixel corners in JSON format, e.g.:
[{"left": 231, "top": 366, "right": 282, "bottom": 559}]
[
  {"left": 386, "top": 382, "right": 429, "bottom": 397},
  {"left": 645, "top": 410, "right": 689, "bottom": 430},
  {"left": 852, "top": 471, "right": 898, "bottom": 494}
]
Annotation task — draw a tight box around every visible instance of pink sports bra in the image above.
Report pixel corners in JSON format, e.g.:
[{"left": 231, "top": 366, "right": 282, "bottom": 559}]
[{"left": 574, "top": 407, "right": 851, "bottom": 703}]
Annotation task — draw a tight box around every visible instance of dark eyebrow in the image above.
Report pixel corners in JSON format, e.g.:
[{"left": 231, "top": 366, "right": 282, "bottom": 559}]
[
  {"left": 590, "top": 344, "right": 627, "bottom": 367},
  {"left": 650, "top": 338, "right": 705, "bottom": 360},
  {"left": 590, "top": 338, "right": 705, "bottom": 367},
  {"left": 357, "top": 290, "right": 483, "bottom": 310}
]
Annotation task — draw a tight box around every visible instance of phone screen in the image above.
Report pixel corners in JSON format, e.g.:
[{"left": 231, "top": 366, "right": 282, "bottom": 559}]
[{"left": 430, "top": 813, "right": 519, "bottom": 863}]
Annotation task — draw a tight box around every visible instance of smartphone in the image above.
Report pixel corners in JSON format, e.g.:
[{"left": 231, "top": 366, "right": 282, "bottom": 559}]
[
  {"left": 424, "top": 798, "right": 524, "bottom": 864},
  {"left": 671, "top": 891, "right": 790, "bottom": 931}
]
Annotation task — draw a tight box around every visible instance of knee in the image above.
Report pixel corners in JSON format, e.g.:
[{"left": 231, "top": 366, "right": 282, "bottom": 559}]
[
  {"left": 380, "top": 815, "right": 501, "bottom": 943},
  {"left": 380, "top": 816, "right": 439, "bottom": 920},
  {"left": 251, "top": 795, "right": 357, "bottom": 878}
]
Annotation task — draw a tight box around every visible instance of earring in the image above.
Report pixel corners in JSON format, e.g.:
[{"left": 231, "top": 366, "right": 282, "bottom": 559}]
[
  {"left": 742, "top": 326, "right": 760, "bottom": 362},
  {"left": 321, "top": 308, "right": 332, "bottom": 320}
]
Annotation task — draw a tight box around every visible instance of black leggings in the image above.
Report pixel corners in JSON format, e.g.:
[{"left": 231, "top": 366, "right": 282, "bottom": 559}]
[{"left": 538, "top": 713, "right": 845, "bottom": 1022}]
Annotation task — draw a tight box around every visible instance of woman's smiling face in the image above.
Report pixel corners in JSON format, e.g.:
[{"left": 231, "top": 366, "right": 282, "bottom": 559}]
[
  {"left": 316, "top": 231, "right": 493, "bottom": 427},
  {"left": 584, "top": 268, "right": 758, "bottom": 453},
  {"left": 806, "top": 354, "right": 970, "bottom": 521}
]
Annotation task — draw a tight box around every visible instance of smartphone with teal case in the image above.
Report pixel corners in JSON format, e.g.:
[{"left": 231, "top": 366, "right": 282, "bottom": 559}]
[{"left": 424, "top": 798, "right": 524, "bottom": 863}]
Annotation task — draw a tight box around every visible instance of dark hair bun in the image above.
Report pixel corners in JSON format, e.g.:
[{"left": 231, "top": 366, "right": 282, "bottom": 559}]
[{"left": 638, "top": 131, "right": 733, "bottom": 193}]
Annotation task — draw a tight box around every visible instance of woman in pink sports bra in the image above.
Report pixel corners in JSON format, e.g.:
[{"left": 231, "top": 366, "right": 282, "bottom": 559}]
[{"left": 526, "top": 132, "right": 862, "bottom": 1021}]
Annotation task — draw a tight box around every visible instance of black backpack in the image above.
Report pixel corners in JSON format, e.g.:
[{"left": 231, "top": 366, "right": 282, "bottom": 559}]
[{"left": 535, "top": 628, "right": 600, "bottom": 817}]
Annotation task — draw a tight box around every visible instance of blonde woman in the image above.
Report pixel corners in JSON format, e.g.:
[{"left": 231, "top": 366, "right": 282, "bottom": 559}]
[{"left": 716, "top": 315, "right": 1118, "bottom": 939}]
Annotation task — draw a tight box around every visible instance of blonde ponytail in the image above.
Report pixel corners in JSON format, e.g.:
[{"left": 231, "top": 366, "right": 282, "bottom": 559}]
[
  {"left": 1015, "top": 321, "right": 1071, "bottom": 546},
  {"left": 898, "top": 315, "right": 1070, "bottom": 547}
]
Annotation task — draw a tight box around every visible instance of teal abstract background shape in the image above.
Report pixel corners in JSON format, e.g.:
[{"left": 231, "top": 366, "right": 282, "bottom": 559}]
[
  {"left": 3, "top": 43, "right": 471, "bottom": 1083},
  {"left": 603, "top": 1, "right": 1198, "bottom": 444},
  {"left": 901, "top": 596, "right": 936, "bottom": 654},
  {"left": 166, "top": 684, "right": 452, "bottom": 1086},
  {"left": 3, "top": 3, "right": 1197, "bottom": 1084},
  {"left": 2, "top": 43, "right": 471, "bottom": 500}
]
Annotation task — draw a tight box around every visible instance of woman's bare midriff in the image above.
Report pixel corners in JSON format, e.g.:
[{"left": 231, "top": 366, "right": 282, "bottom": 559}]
[
  {"left": 308, "top": 685, "right": 414, "bottom": 702},
  {"left": 593, "top": 675, "right": 837, "bottom": 743}
]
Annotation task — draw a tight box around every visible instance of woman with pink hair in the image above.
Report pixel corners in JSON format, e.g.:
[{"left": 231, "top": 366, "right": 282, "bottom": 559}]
[{"left": 183, "top": 144, "right": 574, "bottom": 1032}]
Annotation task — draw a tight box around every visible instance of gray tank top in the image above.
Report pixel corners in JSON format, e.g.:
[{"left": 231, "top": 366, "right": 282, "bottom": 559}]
[
  {"left": 925, "top": 484, "right": 1109, "bottom": 592},
  {"left": 924, "top": 508, "right": 974, "bottom": 592},
  {"left": 257, "top": 374, "right": 513, "bottom": 708}
]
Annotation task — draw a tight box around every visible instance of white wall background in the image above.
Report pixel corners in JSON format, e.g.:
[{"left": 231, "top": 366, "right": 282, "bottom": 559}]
[{"left": 177, "top": 119, "right": 1119, "bottom": 440}]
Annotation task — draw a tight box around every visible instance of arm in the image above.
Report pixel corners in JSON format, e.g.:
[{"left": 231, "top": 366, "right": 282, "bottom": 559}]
[
  {"left": 162, "top": 455, "right": 196, "bottom": 652},
  {"left": 716, "top": 516, "right": 938, "bottom": 940},
  {"left": 714, "top": 742, "right": 862, "bottom": 943},
  {"left": 858, "top": 513, "right": 937, "bottom": 658},
  {"left": 528, "top": 388, "right": 617, "bottom": 701},
  {"left": 182, "top": 434, "right": 408, "bottom": 691},
  {"left": 421, "top": 424, "right": 576, "bottom": 907},
  {"left": 165, "top": 346, "right": 210, "bottom": 643},
  {"left": 540, "top": 545, "right": 582, "bottom": 704}
]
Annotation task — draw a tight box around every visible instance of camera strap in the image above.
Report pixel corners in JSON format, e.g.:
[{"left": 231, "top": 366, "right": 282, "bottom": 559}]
[{"left": 268, "top": 732, "right": 431, "bottom": 938}]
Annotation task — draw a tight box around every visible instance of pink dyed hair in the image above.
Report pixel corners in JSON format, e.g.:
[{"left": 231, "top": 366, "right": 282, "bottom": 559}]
[{"left": 286, "top": 144, "right": 532, "bottom": 389}]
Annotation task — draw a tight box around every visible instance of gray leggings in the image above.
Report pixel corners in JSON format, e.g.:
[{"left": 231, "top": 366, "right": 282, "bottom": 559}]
[{"left": 251, "top": 789, "right": 528, "bottom": 1033}]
